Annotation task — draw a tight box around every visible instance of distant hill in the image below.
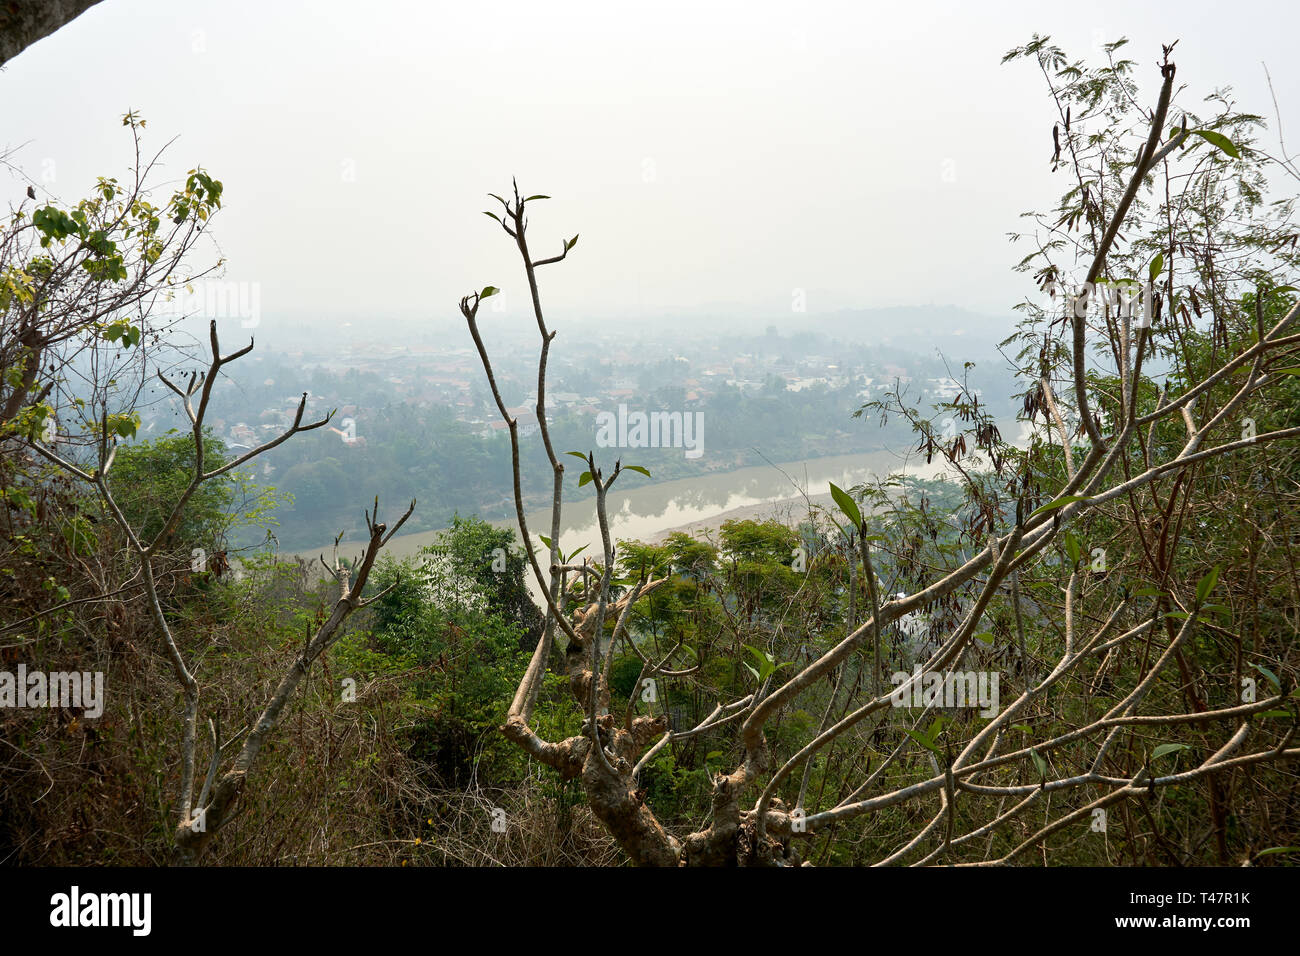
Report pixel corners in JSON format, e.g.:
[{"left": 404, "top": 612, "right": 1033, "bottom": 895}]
[{"left": 799, "top": 305, "right": 1014, "bottom": 356}]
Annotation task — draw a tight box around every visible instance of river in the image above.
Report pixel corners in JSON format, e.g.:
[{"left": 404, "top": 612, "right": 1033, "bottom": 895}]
[{"left": 284, "top": 417, "right": 1029, "bottom": 581}]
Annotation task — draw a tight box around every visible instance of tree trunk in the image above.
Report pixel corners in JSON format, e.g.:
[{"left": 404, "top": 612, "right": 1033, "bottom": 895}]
[{"left": 0, "top": 0, "right": 105, "bottom": 67}]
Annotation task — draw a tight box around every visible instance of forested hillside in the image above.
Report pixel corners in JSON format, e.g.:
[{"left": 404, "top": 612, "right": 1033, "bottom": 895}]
[{"left": 1, "top": 27, "right": 1298, "bottom": 877}]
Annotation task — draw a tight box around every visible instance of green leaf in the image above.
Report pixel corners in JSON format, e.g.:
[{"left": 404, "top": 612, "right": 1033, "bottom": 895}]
[
  {"left": 578, "top": 471, "right": 593, "bottom": 488},
  {"left": 903, "top": 728, "right": 942, "bottom": 757},
  {"left": 1063, "top": 531, "right": 1081, "bottom": 567},
  {"left": 565, "top": 450, "right": 589, "bottom": 461},
  {"left": 564, "top": 234, "right": 579, "bottom": 251},
  {"left": 1028, "top": 495, "right": 1091, "bottom": 519},
  {"left": 1252, "top": 663, "right": 1281, "bottom": 692},
  {"left": 1192, "top": 128, "right": 1240, "bottom": 159},
  {"left": 1195, "top": 565, "right": 1220, "bottom": 605},
  {"left": 1011, "top": 723, "right": 1034, "bottom": 734},
  {"left": 566, "top": 543, "right": 589, "bottom": 561},
  {"left": 1148, "top": 252, "right": 1164, "bottom": 282},
  {"left": 524, "top": 195, "right": 550, "bottom": 202},
  {"left": 973, "top": 631, "right": 994, "bottom": 645},
  {"left": 623, "top": 464, "right": 651, "bottom": 478},
  {"left": 538, "top": 535, "right": 552, "bottom": 548},
  {"left": 482, "top": 211, "right": 502, "bottom": 223},
  {"left": 105, "top": 412, "right": 140, "bottom": 440},
  {"left": 479, "top": 286, "right": 499, "bottom": 299},
  {"left": 743, "top": 644, "right": 776, "bottom": 681},
  {"left": 1152, "top": 743, "right": 1189, "bottom": 760},
  {"left": 1256, "top": 846, "right": 1300, "bottom": 857},
  {"left": 829, "top": 482, "right": 863, "bottom": 529},
  {"left": 32, "top": 206, "right": 80, "bottom": 243},
  {"left": 1029, "top": 748, "right": 1049, "bottom": 780}
]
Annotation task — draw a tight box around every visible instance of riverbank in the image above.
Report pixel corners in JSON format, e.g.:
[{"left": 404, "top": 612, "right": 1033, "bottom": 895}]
[
  {"left": 644, "top": 489, "right": 836, "bottom": 543},
  {"left": 278, "top": 445, "right": 996, "bottom": 579},
  {"left": 278, "top": 417, "right": 1027, "bottom": 572}
]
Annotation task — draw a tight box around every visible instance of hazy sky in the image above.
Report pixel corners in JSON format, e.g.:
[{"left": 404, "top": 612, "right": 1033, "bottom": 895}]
[{"left": 2, "top": 0, "right": 1298, "bottom": 332}]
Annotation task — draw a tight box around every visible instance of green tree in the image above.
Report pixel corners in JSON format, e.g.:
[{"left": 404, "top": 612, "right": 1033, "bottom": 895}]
[{"left": 106, "top": 429, "right": 282, "bottom": 554}]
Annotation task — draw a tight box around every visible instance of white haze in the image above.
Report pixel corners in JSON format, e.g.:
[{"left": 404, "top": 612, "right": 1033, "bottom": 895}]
[{"left": 1, "top": 0, "right": 1297, "bottom": 338}]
